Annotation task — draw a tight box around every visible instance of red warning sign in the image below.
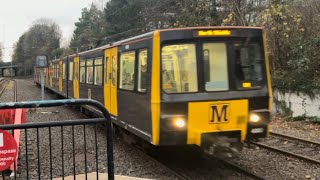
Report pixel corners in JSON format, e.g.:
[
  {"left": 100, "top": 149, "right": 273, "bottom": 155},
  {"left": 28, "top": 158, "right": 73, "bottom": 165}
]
[{"left": 0, "top": 130, "right": 18, "bottom": 171}]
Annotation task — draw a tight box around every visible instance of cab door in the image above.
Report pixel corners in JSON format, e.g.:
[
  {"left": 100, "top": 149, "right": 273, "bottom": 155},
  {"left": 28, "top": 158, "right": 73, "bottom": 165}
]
[
  {"left": 49, "top": 63, "right": 53, "bottom": 88},
  {"left": 104, "top": 47, "right": 118, "bottom": 116},
  {"left": 73, "top": 56, "right": 80, "bottom": 99},
  {"left": 59, "top": 60, "right": 63, "bottom": 92}
]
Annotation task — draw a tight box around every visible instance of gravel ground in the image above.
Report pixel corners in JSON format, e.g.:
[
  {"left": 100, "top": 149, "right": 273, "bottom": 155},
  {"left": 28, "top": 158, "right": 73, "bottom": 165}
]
[
  {"left": 5, "top": 79, "right": 177, "bottom": 179},
  {"left": 0, "top": 79, "right": 15, "bottom": 102},
  {"left": 226, "top": 115, "right": 320, "bottom": 180},
  {"left": 271, "top": 116, "right": 320, "bottom": 142},
  {"left": 229, "top": 145, "right": 320, "bottom": 180}
]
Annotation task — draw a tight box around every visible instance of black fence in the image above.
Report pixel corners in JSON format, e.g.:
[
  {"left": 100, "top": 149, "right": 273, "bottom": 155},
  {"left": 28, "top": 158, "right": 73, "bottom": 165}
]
[{"left": 0, "top": 99, "right": 114, "bottom": 180}]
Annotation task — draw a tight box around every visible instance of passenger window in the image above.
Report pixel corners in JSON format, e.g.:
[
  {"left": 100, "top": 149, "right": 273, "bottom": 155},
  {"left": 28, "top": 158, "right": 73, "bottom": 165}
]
[
  {"left": 112, "top": 56, "right": 117, "bottom": 86},
  {"left": 105, "top": 57, "right": 109, "bottom": 84},
  {"left": 53, "top": 66, "right": 55, "bottom": 78},
  {"left": 119, "top": 51, "right": 135, "bottom": 90},
  {"left": 94, "top": 57, "right": 103, "bottom": 85},
  {"left": 138, "top": 49, "right": 147, "bottom": 92},
  {"left": 53, "top": 65, "right": 56, "bottom": 78},
  {"left": 86, "top": 59, "right": 94, "bottom": 84},
  {"left": 80, "top": 60, "right": 86, "bottom": 83},
  {"left": 161, "top": 44, "right": 198, "bottom": 93},
  {"left": 56, "top": 65, "right": 59, "bottom": 79},
  {"left": 69, "top": 62, "right": 73, "bottom": 81},
  {"left": 63, "top": 62, "right": 66, "bottom": 79}
]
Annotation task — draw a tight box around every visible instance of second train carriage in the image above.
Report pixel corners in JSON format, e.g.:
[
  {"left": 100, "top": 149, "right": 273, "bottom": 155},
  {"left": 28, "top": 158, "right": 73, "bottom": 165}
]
[{"left": 36, "top": 26, "right": 272, "bottom": 155}]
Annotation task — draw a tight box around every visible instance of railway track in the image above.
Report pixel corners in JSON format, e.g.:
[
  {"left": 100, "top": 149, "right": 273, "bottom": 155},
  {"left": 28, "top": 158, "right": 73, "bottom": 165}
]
[
  {"left": 0, "top": 78, "right": 17, "bottom": 101},
  {"left": 135, "top": 143, "right": 267, "bottom": 180},
  {"left": 0, "top": 78, "right": 10, "bottom": 97},
  {"left": 249, "top": 132, "right": 320, "bottom": 165},
  {"left": 217, "top": 158, "right": 268, "bottom": 180}
]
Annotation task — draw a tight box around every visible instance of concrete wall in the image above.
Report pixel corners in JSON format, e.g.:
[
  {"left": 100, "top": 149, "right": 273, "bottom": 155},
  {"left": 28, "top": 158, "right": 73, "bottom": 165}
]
[{"left": 273, "top": 91, "right": 320, "bottom": 117}]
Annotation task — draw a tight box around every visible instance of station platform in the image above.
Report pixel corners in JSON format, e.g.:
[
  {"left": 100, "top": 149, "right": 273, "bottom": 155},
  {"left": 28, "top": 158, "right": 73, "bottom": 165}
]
[{"left": 53, "top": 172, "right": 152, "bottom": 180}]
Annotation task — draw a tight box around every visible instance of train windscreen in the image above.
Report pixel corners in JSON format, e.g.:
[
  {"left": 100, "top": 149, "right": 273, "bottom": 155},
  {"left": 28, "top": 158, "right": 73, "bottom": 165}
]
[{"left": 161, "top": 39, "right": 265, "bottom": 93}]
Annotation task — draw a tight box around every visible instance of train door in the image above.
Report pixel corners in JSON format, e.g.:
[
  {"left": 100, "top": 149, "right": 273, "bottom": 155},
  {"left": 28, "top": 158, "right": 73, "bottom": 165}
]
[
  {"left": 104, "top": 47, "right": 118, "bottom": 116},
  {"left": 59, "top": 60, "right": 63, "bottom": 92},
  {"left": 45, "top": 68, "right": 49, "bottom": 86},
  {"left": 73, "top": 56, "right": 80, "bottom": 99},
  {"left": 49, "top": 62, "right": 53, "bottom": 88}
]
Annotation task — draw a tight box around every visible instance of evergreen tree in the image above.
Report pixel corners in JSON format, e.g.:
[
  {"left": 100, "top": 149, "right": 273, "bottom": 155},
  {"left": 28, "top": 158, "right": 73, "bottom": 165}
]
[
  {"left": 104, "top": 0, "right": 145, "bottom": 42},
  {"left": 70, "top": 3, "right": 106, "bottom": 51}
]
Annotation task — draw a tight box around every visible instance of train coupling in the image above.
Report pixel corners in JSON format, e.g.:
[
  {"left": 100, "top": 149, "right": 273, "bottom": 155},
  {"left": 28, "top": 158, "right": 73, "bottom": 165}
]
[{"left": 201, "top": 132, "right": 243, "bottom": 158}]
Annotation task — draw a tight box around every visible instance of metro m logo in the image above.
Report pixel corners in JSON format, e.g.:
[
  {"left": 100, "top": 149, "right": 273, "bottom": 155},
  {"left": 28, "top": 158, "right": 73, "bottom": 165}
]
[{"left": 209, "top": 104, "right": 229, "bottom": 123}]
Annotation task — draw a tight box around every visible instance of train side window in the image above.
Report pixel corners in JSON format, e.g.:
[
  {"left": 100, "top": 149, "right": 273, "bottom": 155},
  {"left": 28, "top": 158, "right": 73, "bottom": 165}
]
[
  {"left": 56, "top": 64, "right": 59, "bottom": 79},
  {"left": 80, "top": 60, "right": 86, "bottom": 83},
  {"left": 63, "top": 62, "right": 66, "bottom": 80},
  {"left": 138, "top": 49, "right": 147, "bottom": 92},
  {"left": 86, "top": 59, "right": 94, "bottom": 84},
  {"left": 119, "top": 51, "right": 135, "bottom": 90},
  {"left": 111, "top": 56, "right": 117, "bottom": 86},
  {"left": 53, "top": 65, "right": 55, "bottom": 78},
  {"left": 56, "top": 64, "right": 60, "bottom": 79},
  {"left": 94, "top": 57, "right": 103, "bottom": 85},
  {"left": 203, "top": 43, "right": 229, "bottom": 91},
  {"left": 69, "top": 62, "right": 73, "bottom": 81},
  {"left": 105, "top": 57, "right": 109, "bottom": 84}
]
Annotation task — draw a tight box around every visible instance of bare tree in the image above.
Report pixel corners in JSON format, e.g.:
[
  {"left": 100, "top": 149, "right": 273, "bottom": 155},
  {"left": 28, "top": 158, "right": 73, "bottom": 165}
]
[{"left": 12, "top": 18, "right": 62, "bottom": 64}]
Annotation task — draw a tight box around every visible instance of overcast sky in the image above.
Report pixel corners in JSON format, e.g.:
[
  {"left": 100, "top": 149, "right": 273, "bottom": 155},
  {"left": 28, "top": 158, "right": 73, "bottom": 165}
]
[{"left": 0, "top": 0, "right": 105, "bottom": 62}]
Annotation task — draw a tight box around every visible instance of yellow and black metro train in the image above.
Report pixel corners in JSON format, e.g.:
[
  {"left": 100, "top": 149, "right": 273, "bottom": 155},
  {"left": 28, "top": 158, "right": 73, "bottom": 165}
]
[{"left": 34, "top": 26, "right": 272, "bottom": 154}]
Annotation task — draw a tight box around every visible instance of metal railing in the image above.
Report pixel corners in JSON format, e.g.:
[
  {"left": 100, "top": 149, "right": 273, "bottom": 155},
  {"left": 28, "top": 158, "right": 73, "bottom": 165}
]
[{"left": 0, "top": 99, "right": 114, "bottom": 180}]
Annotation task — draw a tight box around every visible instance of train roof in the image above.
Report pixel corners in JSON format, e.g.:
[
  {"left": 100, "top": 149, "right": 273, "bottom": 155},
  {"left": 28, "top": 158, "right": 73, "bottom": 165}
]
[{"left": 52, "top": 26, "right": 263, "bottom": 62}]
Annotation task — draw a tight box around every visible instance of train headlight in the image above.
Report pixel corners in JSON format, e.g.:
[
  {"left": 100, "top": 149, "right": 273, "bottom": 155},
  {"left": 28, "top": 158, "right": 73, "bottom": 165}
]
[
  {"left": 173, "top": 117, "right": 186, "bottom": 128},
  {"left": 249, "top": 113, "right": 261, "bottom": 123}
]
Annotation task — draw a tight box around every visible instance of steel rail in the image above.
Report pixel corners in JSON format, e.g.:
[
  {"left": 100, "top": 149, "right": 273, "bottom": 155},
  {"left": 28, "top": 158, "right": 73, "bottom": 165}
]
[
  {"left": 134, "top": 147, "right": 191, "bottom": 180},
  {"left": 14, "top": 80, "right": 17, "bottom": 102},
  {"left": 0, "top": 79, "right": 9, "bottom": 97},
  {"left": 249, "top": 141, "right": 320, "bottom": 165},
  {"left": 270, "top": 132, "right": 320, "bottom": 146},
  {"left": 138, "top": 144, "right": 266, "bottom": 180},
  {"left": 217, "top": 158, "right": 268, "bottom": 180}
]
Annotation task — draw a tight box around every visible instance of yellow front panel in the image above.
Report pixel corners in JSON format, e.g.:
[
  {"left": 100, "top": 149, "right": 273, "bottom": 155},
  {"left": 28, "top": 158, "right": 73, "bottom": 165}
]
[
  {"left": 73, "top": 56, "right": 80, "bottom": 98},
  {"left": 151, "top": 31, "right": 161, "bottom": 145},
  {"left": 59, "top": 60, "right": 63, "bottom": 92},
  {"left": 110, "top": 47, "right": 118, "bottom": 116},
  {"left": 104, "top": 49, "right": 111, "bottom": 112},
  {"left": 49, "top": 63, "right": 53, "bottom": 88},
  {"left": 263, "top": 31, "right": 273, "bottom": 113},
  {"left": 187, "top": 99, "right": 248, "bottom": 146}
]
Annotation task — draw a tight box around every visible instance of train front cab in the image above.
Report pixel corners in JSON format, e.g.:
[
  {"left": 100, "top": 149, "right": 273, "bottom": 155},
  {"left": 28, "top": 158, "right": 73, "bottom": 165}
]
[{"left": 152, "top": 27, "right": 272, "bottom": 151}]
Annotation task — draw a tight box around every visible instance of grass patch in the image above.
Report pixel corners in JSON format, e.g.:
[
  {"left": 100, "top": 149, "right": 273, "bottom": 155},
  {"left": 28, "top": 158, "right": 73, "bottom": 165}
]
[{"left": 291, "top": 115, "right": 320, "bottom": 123}]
